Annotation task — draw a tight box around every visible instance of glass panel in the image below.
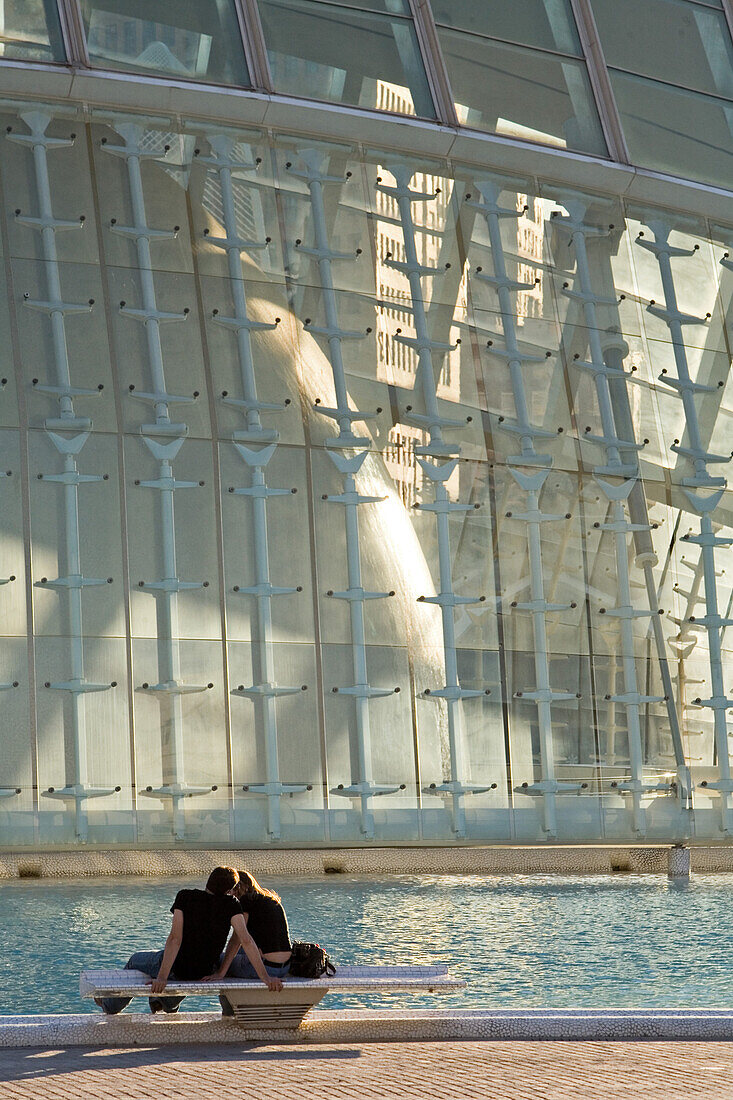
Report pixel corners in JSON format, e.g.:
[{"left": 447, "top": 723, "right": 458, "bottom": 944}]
[
  {"left": 79, "top": 0, "right": 249, "bottom": 85},
  {"left": 257, "top": 0, "right": 435, "bottom": 117},
  {"left": 11, "top": 259, "right": 117, "bottom": 434},
  {"left": 437, "top": 29, "right": 608, "bottom": 155},
  {"left": 0, "top": 101, "right": 731, "bottom": 848},
  {"left": 323, "top": 641, "right": 419, "bottom": 843},
  {"left": 609, "top": 69, "right": 733, "bottom": 189},
  {"left": 0, "top": 0, "right": 65, "bottom": 62},
  {"left": 431, "top": 0, "right": 583, "bottom": 56},
  {"left": 591, "top": 0, "right": 733, "bottom": 100},
  {"left": 107, "top": 266, "right": 211, "bottom": 439},
  {"left": 29, "top": 430, "right": 125, "bottom": 639},
  {"left": 91, "top": 118, "right": 194, "bottom": 277},
  {"left": 124, "top": 437, "right": 221, "bottom": 643}
]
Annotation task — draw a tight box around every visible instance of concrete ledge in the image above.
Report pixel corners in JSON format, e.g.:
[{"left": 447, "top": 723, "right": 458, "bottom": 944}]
[
  {"left": 3, "top": 845, "right": 733, "bottom": 879},
  {"left": 4, "top": 1009, "right": 733, "bottom": 1047}
]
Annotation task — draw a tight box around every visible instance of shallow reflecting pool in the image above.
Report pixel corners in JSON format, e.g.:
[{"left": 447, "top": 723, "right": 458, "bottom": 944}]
[{"left": 1, "top": 873, "right": 731, "bottom": 1014}]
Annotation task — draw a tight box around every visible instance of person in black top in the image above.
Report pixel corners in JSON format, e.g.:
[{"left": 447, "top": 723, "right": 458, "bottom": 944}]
[
  {"left": 96, "top": 866, "right": 283, "bottom": 1015},
  {"left": 207, "top": 870, "right": 291, "bottom": 1015}
]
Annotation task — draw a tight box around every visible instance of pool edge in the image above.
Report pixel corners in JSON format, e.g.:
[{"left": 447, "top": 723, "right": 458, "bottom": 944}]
[{"left": 4, "top": 1009, "right": 733, "bottom": 1047}]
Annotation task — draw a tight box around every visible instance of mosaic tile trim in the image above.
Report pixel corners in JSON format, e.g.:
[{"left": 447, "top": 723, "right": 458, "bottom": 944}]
[{"left": 2, "top": 844, "right": 733, "bottom": 879}]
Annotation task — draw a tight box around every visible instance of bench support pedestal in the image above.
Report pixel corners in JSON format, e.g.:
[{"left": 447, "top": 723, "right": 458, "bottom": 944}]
[{"left": 222, "top": 987, "right": 328, "bottom": 1028}]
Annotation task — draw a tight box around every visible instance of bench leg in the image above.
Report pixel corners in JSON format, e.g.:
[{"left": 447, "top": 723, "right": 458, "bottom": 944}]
[{"left": 222, "top": 988, "right": 328, "bottom": 1028}]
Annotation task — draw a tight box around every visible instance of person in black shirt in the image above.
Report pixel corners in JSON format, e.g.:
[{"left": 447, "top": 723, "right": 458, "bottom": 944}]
[
  {"left": 96, "top": 866, "right": 283, "bottom": 1015},
  {"left": 206, "top": 870, "right": 291, "bottom": 1016}
]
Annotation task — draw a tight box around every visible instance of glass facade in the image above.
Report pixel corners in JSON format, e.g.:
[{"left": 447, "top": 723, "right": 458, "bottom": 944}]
[
  {"left": 590, "top": 0, "right": 733, "bottom": 188},
  {"left": 0, "top": 90, "right": 729, "bottom": 850},
  {"left": 3, "top": 3, "right": 732, "bottom": 188},
  {"left": 432, "top": 0, "right": 608, "bottom": 155},
  {"left": 79, "top": 0, "right": 250, "bottom": 85},
  {"left": 0, "top": 1, "right": 65, "bottom": 62},
  {"left": 0, "top": 1, "right": 730, "bottom": 850},
  {"left": 257, "top": 0, "right": 435, "bottom": 116}
]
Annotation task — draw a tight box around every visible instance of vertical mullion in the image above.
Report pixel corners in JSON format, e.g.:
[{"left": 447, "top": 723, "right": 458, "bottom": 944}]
[
  {"left": 569, "top": 0, "right": 630, "bottom": 164},
  {"left": 234, "top": 0, "right": 275, "bottom": 92},
  {"left": 721, "top": 0, "right": 733, "bottom": 45},
  {"left": 56, "top": 0, "right": 90, "bottom": 67},
  {"left": 407, "top": 0, "right": 459, "bottom": 127}
]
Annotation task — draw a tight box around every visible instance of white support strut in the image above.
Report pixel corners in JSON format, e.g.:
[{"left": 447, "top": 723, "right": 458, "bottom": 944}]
[
  {"left": 102, "top": 120, "right": 212, "bottom": 839},
  {"left": 382, "top": 163, "right": 491, "bottom": 839},
  {"left": 200, "top": 133, "right": 307, "bottom": 840},
  {"left": 636, "top": 218, "right": 732, "bottom": 832},
  {"left": 291, "top": 148, "right": 398, "bottom": 838},
  {"left": 9, "top": 110, "right": 116, "bottom": 839},
  {"left": 556, "top": 197, "right": 666, "bottom": 835},
  {"left": 471, "top": 180, "right": 580, "bottom": 838}
]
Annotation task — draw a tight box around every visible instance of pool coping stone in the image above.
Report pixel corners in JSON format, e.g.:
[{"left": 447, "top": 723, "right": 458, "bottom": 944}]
[
  {"left": 4, "top": 1009, "right": 733, "bottom": 1047},
  {"left": 4, "top": 844, "right": 733, "bottom": 880}
]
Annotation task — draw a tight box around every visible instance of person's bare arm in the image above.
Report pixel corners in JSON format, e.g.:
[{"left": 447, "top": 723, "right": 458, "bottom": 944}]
[
  {"left": 149, "top": 910, "right": 183, "bottom": 994},
  {"left": 231, "top": 913, "right": 282, "bottom": 991}
]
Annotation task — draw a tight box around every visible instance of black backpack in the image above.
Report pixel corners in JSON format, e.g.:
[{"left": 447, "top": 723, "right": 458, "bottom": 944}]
[{"left": 288, "top": 941, "right": 336, "bottom": 979}]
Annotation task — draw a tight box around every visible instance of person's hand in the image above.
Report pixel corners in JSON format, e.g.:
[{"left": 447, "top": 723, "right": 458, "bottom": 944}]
[
  {"left": 150, "top": 976, "right": 168, "bottom": 994},
  {"left": 265, "top": 977, "right": 283, "bottom": 992},
  {"left": 201, "top": 971, "right": 227, "bottom": 983}
]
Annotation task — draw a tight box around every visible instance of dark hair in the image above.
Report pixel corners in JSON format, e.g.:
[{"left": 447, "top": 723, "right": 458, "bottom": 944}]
[
  {"left": 206, "top": 866, "right": 239, "bottom": 896},
  {"left": 235, "top": 869, "right": 281, "bottom": 905}
]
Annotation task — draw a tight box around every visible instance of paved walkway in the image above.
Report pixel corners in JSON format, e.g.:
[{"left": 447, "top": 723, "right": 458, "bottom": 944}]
[{"left": 0, "top": 1039, "right": 731, "bottom": 1098}]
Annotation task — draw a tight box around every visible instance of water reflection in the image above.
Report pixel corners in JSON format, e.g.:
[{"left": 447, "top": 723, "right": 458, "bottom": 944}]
[{"left": 2, "top": 873, "right": 733, "bottom": 1014}]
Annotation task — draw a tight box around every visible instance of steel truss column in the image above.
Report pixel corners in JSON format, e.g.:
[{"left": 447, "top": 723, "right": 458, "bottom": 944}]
[
  {"left": 469, "top": 180, "right": 582, "bottom": 838},
  {"left": 101, "top": 120, "right": 214, "bottom": 839},
  {"left": 0, "top": 436, "right": 20, "bottom": 796},
  {"left": 198, "top": 132, "right": 309, "bottom": 840},
  {"left": 382, "top": 162, "right": 492, "bottom": 839},
  {"left": 554, "top": 198, "right": 679, "bottom": 834},
  {"left": 635, "top": 219, "right": 732, "bottom": 831},
  {"left": 8, "top": 109, "right": 119, "bottom": 839},
  {"left": 288, "top": 148, "right": 399, "bottom": 838}
]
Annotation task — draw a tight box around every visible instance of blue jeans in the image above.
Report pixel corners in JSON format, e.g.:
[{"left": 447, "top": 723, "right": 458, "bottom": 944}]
[
  {"left": 218, "top": 950, "right": 290, "bottom": 1016},
  {"left": 97, "top": 950, "right": 185, "bottom": 1015}
]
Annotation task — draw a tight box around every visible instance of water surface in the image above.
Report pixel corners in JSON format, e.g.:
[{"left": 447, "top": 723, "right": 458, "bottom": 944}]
[{"left": 1, "top": 872, "right": 731, "bottom": 1014}]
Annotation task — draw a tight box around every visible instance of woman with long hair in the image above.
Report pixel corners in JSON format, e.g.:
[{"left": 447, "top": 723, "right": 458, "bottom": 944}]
[{"left": 207, "top": 869, "right": 291, "bottom": 1011}]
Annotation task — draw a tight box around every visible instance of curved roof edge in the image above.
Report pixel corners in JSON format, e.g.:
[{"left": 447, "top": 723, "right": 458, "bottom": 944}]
[{"left": 0, "top": 59, "right": 730, "bottom": 226}]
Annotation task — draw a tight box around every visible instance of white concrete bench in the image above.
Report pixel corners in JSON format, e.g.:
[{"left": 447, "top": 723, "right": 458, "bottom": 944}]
[{"left": 80, "top": 965, "right": 465, "bottom": 1029}]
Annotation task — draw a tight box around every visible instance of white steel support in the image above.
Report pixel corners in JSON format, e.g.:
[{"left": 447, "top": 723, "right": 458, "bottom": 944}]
[
  {"left": 382, "top": 163, "right": 492, "bottom": 838},
  {"left": 636, "top": 219, "right": 733, "bottom": 832},
  {"left": 200, "top": 133, "right": 307, "bottom": 839},
  {"left": 555, "top": 198, "right": 672, "bottom": 834},
  {"left": 0, "top": 438, "right": 19, "bottom": 789},
  {"left": 470, "top": 180, "right": 582, "bottom": 838},
  {"left": 102, "top": 121, "right": 213, "bottom": 839},
  {"left": 289, "top": 149, "right": 399, "bottom": 838},
  {"left": 8, "top": 110, "right": 117, "bottom": 840}
]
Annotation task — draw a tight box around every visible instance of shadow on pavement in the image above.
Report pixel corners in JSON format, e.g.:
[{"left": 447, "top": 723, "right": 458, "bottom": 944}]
[{"left": 0, "top": 1043, "right": 361, "bottom": 1083}]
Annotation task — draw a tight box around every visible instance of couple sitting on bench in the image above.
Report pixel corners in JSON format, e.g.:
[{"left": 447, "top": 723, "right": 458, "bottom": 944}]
[{"left": 97, "top": 865, "right": 292, "bottom": 1015}]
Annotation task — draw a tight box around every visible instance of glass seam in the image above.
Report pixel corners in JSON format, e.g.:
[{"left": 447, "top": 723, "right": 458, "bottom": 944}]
[
  {"left": 58, "top": 0, "right": 91, "bottom": 66},
  {"left": 723, "top": 0, "right": 733, "bottom": 38},
  {"left": 240, "top": 0, "right": 275, "bottom": 90},
  {"left": 569, "top": 0, "right": 630, "bottom": 164},
  {"left": 431, "top": 22, "right": 585, "bottom": 62},
  {"left": 231, "top": 0, "right": 265, "bottom": 90},
  {"left": 406, "top": 0, "right": 456, "bottom": 124},
  {"left": 263, "top": 0, "right": 413, "bottom": 15},
  {"left": 607, "top": 62, "right": 733, "bottom": 106}
]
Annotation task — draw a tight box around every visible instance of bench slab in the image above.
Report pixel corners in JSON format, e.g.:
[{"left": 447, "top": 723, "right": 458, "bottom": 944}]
[
  {"left": 80, "top": 965, "right": 464, "bottom": 999},
  {"left": 81, "top": 965, "right": 464, "bottom": 1027}
]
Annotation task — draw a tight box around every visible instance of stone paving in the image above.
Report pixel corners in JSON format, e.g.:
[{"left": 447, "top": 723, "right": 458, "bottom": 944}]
[{"left": 0, "top": 1039, "right": 732, "bottom": 1098}]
